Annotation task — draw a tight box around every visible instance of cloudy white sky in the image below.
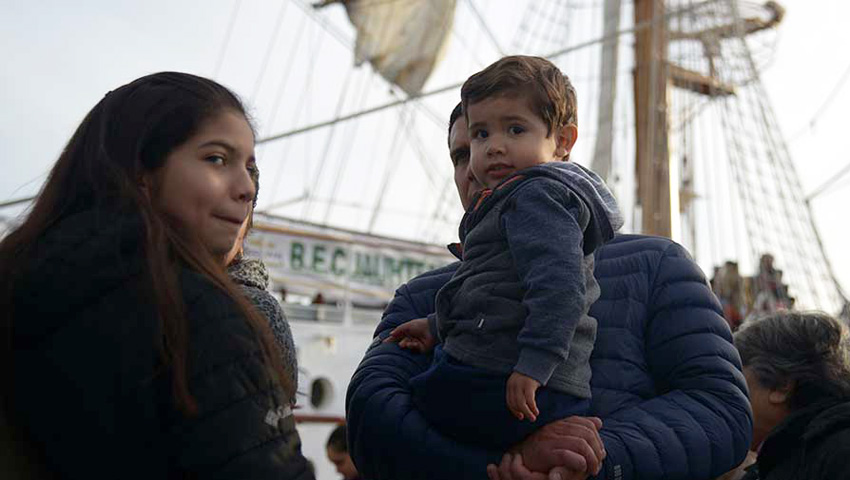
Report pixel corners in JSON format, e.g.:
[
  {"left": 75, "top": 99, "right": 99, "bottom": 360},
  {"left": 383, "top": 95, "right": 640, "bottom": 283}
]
[{"left": 2, "top": 0, "right": 849, "bottom": 298}]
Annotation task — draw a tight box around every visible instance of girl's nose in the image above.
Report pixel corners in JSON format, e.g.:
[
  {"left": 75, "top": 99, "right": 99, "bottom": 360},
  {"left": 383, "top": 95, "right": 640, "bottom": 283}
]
[{"left": 234, "top": 167, "right": 256, "bottom": 203}]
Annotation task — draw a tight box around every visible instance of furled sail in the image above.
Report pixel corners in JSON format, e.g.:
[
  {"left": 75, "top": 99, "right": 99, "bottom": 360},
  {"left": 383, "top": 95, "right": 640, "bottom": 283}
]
[{"left": 316, "top": 0, "right": 456, "bottom": 96}]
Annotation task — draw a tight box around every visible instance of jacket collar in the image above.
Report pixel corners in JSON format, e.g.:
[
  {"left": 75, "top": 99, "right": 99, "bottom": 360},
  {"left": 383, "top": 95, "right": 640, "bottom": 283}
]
[
  {"left": 758, "top": 399, "right": 850, "bottom": 476},
  {"left": 446, "top": 242, "right": 463, "bottom": 260},
  {"left": 227, "top": 257, "right": 270, "bottom": 289}
]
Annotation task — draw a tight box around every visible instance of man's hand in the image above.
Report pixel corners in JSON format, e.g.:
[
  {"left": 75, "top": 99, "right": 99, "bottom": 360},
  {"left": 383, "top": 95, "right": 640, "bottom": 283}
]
[
  {"left": 507, "top": 372, "right": 541, "bottom": 421},
  {"left": 384, "top": 318, "right": 436, "bottom": 353},
  {"left": 515, "top": 416, "right": 605, "bottom": 474},
  {"left": 486, "top": 453, "right": 587, "bottom": 480}
]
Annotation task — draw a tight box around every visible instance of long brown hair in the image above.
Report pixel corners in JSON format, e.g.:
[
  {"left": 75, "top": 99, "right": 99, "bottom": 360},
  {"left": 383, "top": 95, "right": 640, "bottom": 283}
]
[{"left": 0, "top": 72, "right": 292, "bottom": 416}]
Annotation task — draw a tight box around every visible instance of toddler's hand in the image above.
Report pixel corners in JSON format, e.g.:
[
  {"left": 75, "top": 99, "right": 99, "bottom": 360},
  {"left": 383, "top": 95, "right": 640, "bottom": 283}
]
[
  {"left": 507, "top": 372, "right": 541, "bottom": 422},
  {"left": 384, "top": 318, "right": 436, "bottom": 353}
]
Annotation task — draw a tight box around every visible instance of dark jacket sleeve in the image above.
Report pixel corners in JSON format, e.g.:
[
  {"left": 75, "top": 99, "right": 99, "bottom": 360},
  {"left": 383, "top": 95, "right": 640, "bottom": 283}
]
[
  {"left": 168, "top": 271, "right": 314, "bottom": 480},
  {"left": 592, "top": 243, "right": 753, "bottom": 480},
  {"left": 347, "top": 263, "right": 503, "bottom": 480},
  {"left": 502, "top": 179, "right": 589, "bottom": 385}
]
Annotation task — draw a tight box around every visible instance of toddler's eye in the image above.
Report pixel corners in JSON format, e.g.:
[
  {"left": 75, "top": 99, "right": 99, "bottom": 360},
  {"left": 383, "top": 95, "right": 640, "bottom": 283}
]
[
  {"left": 473, "top": 129, "right": 489, "bottom": 139},
  {"left": 508, "top": 125, "right": 525, "bottom": 135}
]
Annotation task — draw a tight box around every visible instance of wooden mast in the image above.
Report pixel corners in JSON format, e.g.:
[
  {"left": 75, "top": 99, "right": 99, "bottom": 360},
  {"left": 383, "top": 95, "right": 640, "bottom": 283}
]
[
  {"left": 632, "top": 1, "right": 785, "bottom": 238},
  {"left": 633, "top": 0, "right": 672, "bottom": 237}
]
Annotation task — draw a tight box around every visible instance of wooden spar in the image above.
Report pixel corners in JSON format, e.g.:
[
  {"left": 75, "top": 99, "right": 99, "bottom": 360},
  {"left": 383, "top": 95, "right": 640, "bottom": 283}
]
[
  {"left": 669, "top": 63, "right": 736, "bottom": 97},
  {"left": 633, "top": 0, "right": 672, "bottom": 237},
  {"left": 590, "top": 0, "right": 622, "bottom": 182},
  {"left": 631, "top": 1, "right": 785, "bottom": 238}
]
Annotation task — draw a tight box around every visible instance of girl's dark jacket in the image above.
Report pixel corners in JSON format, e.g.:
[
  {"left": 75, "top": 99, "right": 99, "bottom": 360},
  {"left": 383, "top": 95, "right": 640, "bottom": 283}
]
[
  {"left": 753, "top": 399, "right": 850, "bottom": 479},
  {"left": 7, "top": 209, "right": 313, "bottom": 479}
]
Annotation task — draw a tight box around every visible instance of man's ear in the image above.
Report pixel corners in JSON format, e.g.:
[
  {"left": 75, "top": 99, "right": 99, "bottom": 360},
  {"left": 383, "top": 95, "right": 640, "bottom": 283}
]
[
  {"left": 554, "top": 124, "right": 578, "bottom": 159},
  {"left": 768, "top": 382, "right": 793, "bottom": 405},
  {"left": 139, "top": 173, "right": 153, "bottom": 199}
]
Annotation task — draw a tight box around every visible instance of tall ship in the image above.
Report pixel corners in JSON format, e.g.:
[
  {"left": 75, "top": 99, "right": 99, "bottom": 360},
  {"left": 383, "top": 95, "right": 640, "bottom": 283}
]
[{"left": 3, "top": 1, "right": 847, "bottom": 478}]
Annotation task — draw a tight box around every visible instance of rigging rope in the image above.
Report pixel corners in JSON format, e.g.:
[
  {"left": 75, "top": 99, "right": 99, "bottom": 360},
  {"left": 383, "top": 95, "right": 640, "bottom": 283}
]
[
  {"left": 805, "top": 162, "right": 850, "bottom": 202},
  {"left": 464, "top": 0, "right": 506, "bottom": 56},
  {"left": 510, "top": 1, "right": 536, "bottom": 52},
  {"left": 292, "top": 0, "right": 353, "bottom": 48},
  {"left": 211, "top": 0, "right": 243, "bottom": 78},
  {"left": 261, "top": 12, "right": 308, "bottom": 137},
  {"left": 250, "top": 1, "right": 290, "bottom": 103},
  {"left": 321, "top": 69, "right": 374, "bottom": 225},
  {"left": 418, "top": 175, "right": 456, "bottom": 243},
  {"left": 788, "top": 59, "right": 850, "bottom": 143},
  {"left": 300, "top": 41, "right": 353, "bottom": 220},
  {"left": 296, "top": 0, "right": 447, "bottom": 134},
  {"left": 711, "top": 0, "right": 846, "bottom": 310},
  {"left": 263, "top": 20, "right": 326, "bottom": 211},
  {"left": 367, "top": 105, "right": 413, "bottom": 233},
  {"left": 259, "top": 0, "right": 717, "bottom": 145},
  {"left": 450, "top": 16, "right": 490, "bottom": 68},
  {"left": 0, "top": 195, "right": 36, "bottom": 210}
]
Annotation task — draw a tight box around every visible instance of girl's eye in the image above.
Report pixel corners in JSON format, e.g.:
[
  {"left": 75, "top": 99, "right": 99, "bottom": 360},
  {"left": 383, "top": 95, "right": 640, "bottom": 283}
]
[
  {"left": 508, "top": 125, "right": 525, "bottom": 135},
  {"left": 205, "top": 154, "right": 226, "bottom": 165},
  {"left": 473, "top": 129, "right": 488, "bottom": 139}
]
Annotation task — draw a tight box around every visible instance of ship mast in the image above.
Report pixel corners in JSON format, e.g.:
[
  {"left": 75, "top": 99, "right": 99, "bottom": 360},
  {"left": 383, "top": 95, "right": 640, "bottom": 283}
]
[
  {"left": 633, "top": 0, "right": 673, "bottom": 237},
  {"left": 631, "top": 0, "right": 782, "bottom": 238}
]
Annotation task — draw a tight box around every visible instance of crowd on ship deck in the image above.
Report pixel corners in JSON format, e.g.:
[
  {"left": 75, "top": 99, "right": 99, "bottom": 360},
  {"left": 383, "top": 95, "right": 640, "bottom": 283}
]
[{"left": 711, "top": 254, "right": 800, "bottom": 331}]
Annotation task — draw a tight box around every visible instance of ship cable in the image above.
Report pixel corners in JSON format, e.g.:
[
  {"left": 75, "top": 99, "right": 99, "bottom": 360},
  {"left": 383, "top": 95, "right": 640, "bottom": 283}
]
[
  {"left": 258, "top": 0, "right": 719, "bottom": 145},
  {"left": 211, "top": 0, "right": 243, "bottom": 78}
]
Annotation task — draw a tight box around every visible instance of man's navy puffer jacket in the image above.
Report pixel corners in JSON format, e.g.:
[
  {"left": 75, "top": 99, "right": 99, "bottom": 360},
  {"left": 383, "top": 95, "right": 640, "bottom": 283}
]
[{"left": 346, "top": 234, "right": 752, "bottom": 480}]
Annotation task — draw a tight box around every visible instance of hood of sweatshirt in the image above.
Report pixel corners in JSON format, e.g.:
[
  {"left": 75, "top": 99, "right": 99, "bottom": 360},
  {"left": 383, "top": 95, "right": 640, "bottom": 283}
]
[{"left": 463, "top": 161, "right": 623, "bottom": 254}]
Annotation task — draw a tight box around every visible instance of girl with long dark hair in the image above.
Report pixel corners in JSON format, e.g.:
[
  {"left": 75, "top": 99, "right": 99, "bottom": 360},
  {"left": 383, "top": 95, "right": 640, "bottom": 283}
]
[{"left": 0, "top": 72, "right": 313, "bottom": 479}]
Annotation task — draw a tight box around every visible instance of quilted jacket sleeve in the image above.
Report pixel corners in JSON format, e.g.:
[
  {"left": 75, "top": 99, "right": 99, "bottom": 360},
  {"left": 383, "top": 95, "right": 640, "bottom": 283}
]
[
  {"left": 592, "top": 242, "right": 752, "bottom": 480},
  {"left": 167, "top": 271, "right": 314, "bottom": 480},
  {"left": 346, "top": 263, "right": 503, "bottom": 480}
]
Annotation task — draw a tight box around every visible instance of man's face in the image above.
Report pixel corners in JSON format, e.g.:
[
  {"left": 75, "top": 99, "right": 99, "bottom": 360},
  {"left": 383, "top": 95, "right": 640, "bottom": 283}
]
[
  {"left": 327, "top": 447, "right": 359, "bottom": 480},
  {"left": 449, "top": 116, "right": 482, "bottom": 210}
]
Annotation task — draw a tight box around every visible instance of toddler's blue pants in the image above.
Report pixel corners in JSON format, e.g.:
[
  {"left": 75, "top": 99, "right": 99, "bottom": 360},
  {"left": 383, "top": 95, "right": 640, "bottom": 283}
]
[{"left": 410, "top": 345, "right": 590, "bottom": 450}]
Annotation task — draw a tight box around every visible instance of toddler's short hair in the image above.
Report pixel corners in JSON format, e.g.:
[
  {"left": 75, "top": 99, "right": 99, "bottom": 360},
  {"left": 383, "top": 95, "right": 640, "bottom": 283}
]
[{"left": 461, "top": 55, "right": 577, "bottom": 136}]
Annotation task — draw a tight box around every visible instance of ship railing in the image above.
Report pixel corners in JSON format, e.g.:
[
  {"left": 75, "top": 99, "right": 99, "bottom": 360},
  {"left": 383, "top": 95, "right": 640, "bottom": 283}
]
[{"left": 281, "top": 302, "right": 382, "bottom": 326}]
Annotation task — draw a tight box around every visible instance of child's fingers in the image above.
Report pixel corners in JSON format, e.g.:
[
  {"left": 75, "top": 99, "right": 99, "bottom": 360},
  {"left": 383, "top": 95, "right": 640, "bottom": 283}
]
[
  {"left": 513, "top": 394, "right": 529, "bottom": 421},
  {"left": 519, "top": 400, "right": 535, "bottom": 423},
  {"left": 383, "top": 329, "right": 398, "bottom": 343},
  {"left": 385, "top": 326, "right": 408, "bottom": 342},
  {"left": 506, "top": 389, "right": 524, "bottom": 420},
  {"left": 398, "top": 338, "right": 426, "bottom": 353},
  {"left": 508, "top": 379, "right": 535, "bottom": 422},
  {"left": 525, "top": 385, "right": 540, "bottom": 419}
]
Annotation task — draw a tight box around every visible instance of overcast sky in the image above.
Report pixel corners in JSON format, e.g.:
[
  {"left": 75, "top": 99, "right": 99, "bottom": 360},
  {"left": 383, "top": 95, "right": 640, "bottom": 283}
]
[{"left": 3, "top": 0, "right": 849, "bottom": 299}]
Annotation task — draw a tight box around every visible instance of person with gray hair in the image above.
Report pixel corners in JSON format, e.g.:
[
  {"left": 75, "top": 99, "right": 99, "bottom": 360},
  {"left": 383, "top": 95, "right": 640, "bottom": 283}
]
[{"left": 732, "top": 311, "right": 850, "bottom": 479}]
